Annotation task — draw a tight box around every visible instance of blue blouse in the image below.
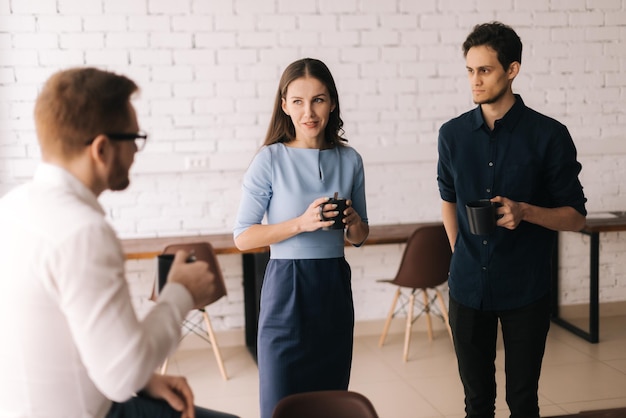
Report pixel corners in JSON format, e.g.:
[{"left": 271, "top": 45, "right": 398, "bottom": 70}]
[
  {"left": 437, "top": 95, "right": 587, "bottom": 311},
  {"left": 234, "top": 143, "right": 368, "bottom": 259}
]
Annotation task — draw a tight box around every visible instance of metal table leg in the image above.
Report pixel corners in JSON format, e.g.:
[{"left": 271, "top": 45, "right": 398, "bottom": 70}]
[
  {"left": 551, "top": 231, "right": 599, "bottom": 343},
  {"left": 242, "top": 251, "right": 269, "bottom": 362}
]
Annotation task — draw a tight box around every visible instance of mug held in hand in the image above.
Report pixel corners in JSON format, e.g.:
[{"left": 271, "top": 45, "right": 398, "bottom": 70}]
[
  {"left": 465, "top": 199, "right": 502, "bottom": 235},
  {"left": 321, "top": 192, "right": 347, "bottom": 230},
  {"left": 156, "top": 253, "right": 196, "bottom": 294}
]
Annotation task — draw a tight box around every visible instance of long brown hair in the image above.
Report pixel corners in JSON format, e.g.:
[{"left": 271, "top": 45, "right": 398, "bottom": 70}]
[{"left": 263, "top": 58, "right": 346, "bottom": 146}]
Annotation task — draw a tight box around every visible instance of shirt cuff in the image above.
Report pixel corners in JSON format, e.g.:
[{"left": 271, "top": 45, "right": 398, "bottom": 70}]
[{"left": 157, "top": 282, "right": 195, "bottom": 321}]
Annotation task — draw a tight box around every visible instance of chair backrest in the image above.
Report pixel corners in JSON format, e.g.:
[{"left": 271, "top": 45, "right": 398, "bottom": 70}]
[
  {"left": 272, "top": 390, "right": 379, "bottom": 418},
  {"left": 391, "top": 224, "right": 452, "bottom": 289},
  {"left": 161, "top": 242, "right": 227, "bottom": 302}
]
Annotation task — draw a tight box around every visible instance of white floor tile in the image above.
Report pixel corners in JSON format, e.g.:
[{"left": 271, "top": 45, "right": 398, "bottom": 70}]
[{"left": 172, "top": 315, "right": 626, "bottom": 418}]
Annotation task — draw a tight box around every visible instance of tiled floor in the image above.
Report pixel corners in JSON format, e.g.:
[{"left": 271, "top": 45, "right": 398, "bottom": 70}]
[{"left": 168, "top": 316, "right": 626, "bottom": 418}]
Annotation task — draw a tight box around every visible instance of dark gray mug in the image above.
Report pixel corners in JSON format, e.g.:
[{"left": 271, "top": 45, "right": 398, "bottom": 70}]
[
  {"left": 321, "top": 197, "right": 347, "bottom": 230},
  {"left": 466, "top": 199, "right": 501, "bottom": 235},
  {"left": 156, "top": 253, "right": 195, "bottom": 294}
]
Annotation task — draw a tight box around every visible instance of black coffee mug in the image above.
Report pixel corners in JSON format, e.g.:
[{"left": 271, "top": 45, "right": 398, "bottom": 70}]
[
  {"left": 156, "top": 253, "right": 196, "bottom": 294},
  {"left": 321, "top": 196, "right": 347, "bottom": 230},
  {"left": 465, "top": 199, "right": 502, "bottom": 235}
]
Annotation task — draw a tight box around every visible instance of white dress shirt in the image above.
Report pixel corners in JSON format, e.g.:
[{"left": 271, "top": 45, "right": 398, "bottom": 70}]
[{"left": 0, "top": 164, "right": 194, "bottom": 418}]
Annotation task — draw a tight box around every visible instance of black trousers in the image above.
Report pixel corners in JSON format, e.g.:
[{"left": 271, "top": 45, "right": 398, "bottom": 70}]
[
  {"left": 449, "top": 294, "right": 551, "bottom": 418},
  {"left": 106, "top": 395, "right": 239, "bottom": 418}
]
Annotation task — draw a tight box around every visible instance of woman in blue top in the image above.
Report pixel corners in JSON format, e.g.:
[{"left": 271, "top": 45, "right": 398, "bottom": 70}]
[{"left": 233, "top": 58, "right": 369, "bottom": 418}]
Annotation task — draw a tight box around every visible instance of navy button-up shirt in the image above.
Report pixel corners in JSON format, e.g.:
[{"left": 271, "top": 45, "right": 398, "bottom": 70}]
[{"left": 437, "top": 95, "right": 587, "bottom": 311}]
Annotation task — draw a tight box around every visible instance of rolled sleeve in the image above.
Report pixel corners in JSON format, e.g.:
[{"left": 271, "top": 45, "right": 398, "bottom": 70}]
[
  {"left": 437, "top": 125, "right": 457, "bottom": 203},
  {"left": 544, "top": 125, "right": 587, "bottom": 216}
]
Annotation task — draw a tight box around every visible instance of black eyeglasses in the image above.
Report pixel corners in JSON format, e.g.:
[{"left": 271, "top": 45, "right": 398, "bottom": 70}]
[{"left": 85, "top": 131, "right": 148, "bottom": 151}]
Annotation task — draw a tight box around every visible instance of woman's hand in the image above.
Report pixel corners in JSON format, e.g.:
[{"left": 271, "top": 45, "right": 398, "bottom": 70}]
[
  {"left": 342, "top": 199, "right": 361, "bottom": 228},
  {"left": 344, "top": 199, "right": 369, "bottom": 245},
  {"left": 235, "top": 196, "right": 336, "bottom": 250},
  {"left": 301, "top": 197, "right": 335, "bottom": 232}
]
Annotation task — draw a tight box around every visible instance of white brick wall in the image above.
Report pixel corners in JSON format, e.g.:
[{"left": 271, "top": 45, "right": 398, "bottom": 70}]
[{"left": 1, "top": 1, "right": 625, "bottom": 332}]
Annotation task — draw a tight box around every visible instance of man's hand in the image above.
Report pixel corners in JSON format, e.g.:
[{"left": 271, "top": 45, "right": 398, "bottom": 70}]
[
  {"left": 492, "top": 196, "right": 524, "bottom": 230},
  {"left": 168, "top": 250, "right": 220, "bottom": 309},
  {"left": 142, "top": 373, "right": 195, "bottom": 418},
  {"left": 492, "top": 196, "right": 585, "bottom": 232}
]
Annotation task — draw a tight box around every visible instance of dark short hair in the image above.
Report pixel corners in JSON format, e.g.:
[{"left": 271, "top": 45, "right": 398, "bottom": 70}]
[
  {"left": 34, "top": 67, "right": 138, "bottom": 158},
  {"left": 462, "top": 21, "right": 522, "bottom": 71},
  {"left": 264, "top": 58, "right": 346, "bottom": 146}
]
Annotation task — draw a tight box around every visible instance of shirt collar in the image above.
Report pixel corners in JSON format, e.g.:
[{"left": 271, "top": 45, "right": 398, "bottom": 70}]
[
  {"left": 470, "top": 94, "right": 526, "bottom": 132},
  {"left": 33, "top": 163, "right": 105, "bottom": 216}
]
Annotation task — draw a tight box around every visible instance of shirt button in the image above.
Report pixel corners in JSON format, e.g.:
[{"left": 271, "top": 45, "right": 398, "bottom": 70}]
[
  {"left": 486, "top": 188, "right": 491, "bottom": 193},
  {"left": 488, "top": 161, "right": 494, "bottom": 167},
  {"left": 482, "top": 240, "right": 487, "bottom": 245},
  {"left": 482, "top": 266, "right": 487, "bottom": 271}
]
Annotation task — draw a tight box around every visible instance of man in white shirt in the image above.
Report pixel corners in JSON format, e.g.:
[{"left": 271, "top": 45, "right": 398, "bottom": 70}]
[{"left": 0, "top": 68, "right": 238, "bottom": 418}]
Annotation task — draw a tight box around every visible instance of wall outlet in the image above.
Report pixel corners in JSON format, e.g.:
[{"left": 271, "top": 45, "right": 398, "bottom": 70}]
[{"left": 185, "top": 155, "right": 209, "bottom": 170}]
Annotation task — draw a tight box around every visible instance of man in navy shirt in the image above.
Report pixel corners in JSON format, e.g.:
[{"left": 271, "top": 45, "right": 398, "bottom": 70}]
[{"left": 437, "top": 22, "right": 587, "bottom": 418}]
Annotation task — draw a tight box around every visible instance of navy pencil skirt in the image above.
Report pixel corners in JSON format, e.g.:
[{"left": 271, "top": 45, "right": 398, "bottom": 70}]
[{"left": 257, "top": 257, "right": 354, "bottom": 418}]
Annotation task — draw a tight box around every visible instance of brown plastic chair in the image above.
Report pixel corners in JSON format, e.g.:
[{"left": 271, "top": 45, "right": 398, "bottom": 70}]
[
  {"left": 154, "top": 241, "right": 228, "bottom": 380},
  {"left": 378, "top": 224, "right": 454, "bottom": 362},
  {"left": 272, "top": 390, "right": 380, "bottom": 418}
]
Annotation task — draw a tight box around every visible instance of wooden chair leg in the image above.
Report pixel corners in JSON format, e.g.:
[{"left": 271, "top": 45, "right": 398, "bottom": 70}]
[
  {"left": 159, "top": 357, "right": 169, "bottom": 375},
  {"left": 435, "top": 289, "right": 454, "bottom": 343},
  {"left": 202, "top": 311, "right": 228, "bottom": 381},
  {"left": 403, "top": 292, "right": 415, "bottom": 362},
  {"left": 422, "top": 289, "right": 434, "bottom": 342},
  {"left": 379, "top": 288, "right": 401, "bottom": 347}
]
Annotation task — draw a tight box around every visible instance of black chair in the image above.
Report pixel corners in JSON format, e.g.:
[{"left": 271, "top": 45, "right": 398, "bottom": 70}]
[
  {"left": 272, "top": 390, "right": 380, "bottom": 418},
  {"left": 377, "top": 224, "right": 453, "bottom": 361},
  {"left": 154, "top": 242, "right": 228, "bottom": 380}
]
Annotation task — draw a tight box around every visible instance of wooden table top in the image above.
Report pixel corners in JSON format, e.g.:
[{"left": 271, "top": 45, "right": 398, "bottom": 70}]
[
  {"left": 121, "top": 222, "right": 436, "bottom": 260},
  {"left": 582, "top": 211, "right": 626, "bottom": 233},
  {"left": 121, "top": 211, "right": 625, "bottom": 260}
]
